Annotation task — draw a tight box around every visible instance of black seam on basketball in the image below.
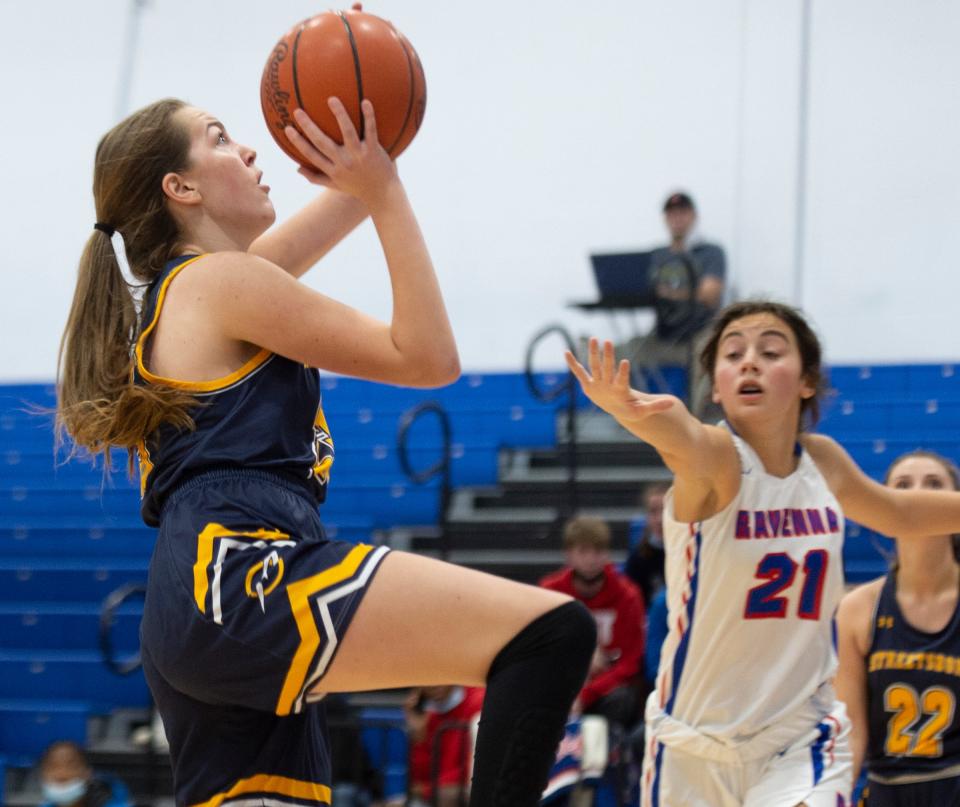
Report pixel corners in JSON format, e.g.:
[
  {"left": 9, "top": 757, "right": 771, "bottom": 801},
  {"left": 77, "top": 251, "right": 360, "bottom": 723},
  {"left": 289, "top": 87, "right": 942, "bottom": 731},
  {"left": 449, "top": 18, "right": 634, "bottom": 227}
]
[
  {"left": 291, "top": 25, "right": 306, "bottom": 111},
  {"left": 338, "top": 12, "right": 366, "bottom": 140},
  {"left": 385, "top": 26, "right": 415, "bottom": 156}
]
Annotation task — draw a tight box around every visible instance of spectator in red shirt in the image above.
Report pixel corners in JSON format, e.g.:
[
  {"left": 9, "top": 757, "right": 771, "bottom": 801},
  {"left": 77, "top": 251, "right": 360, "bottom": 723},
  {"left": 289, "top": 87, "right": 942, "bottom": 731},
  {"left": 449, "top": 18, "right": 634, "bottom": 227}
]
[
  {"left": 541, "top": 516, "right": 646, "bottom": 730},
  {"left": 403, "top": 685, "right": 485, "bottom": 807}
]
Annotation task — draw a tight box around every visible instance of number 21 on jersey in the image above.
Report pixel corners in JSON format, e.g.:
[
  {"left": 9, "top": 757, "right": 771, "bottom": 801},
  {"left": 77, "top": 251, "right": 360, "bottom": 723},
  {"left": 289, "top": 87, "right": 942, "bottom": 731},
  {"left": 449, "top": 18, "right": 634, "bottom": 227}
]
[{"left": 743, "top": 549, "right": 829, "bottom": 620}]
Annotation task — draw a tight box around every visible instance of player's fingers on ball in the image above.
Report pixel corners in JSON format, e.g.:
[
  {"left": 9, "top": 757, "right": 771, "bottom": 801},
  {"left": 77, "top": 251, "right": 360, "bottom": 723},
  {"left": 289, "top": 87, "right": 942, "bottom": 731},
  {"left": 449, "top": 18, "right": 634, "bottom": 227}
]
[
  {"left": 327, "top": 97, "right": 362, "bottom": 149},
  {"left": 360, "top": 99, "right": 378, "bottom": 144},
  {"left": 291, "top": 110, "right": 338, "bottom": 157},
  {"left": 285, "top": 125, "right": 335, "bottom": 172}
]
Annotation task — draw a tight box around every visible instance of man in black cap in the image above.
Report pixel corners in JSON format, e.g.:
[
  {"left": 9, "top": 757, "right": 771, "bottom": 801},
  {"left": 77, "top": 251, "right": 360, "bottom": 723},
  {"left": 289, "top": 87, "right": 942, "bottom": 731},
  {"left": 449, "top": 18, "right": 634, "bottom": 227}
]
[{"left": 632, "top": 191, "right": 726, "bottom": 418}]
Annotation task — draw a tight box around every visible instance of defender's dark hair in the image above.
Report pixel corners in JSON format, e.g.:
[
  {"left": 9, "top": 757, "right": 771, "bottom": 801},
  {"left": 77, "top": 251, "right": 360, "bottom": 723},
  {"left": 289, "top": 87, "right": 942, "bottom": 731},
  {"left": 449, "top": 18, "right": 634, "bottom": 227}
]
[{"left": 699, "top": 299, "right": 826, "bottom": 430}]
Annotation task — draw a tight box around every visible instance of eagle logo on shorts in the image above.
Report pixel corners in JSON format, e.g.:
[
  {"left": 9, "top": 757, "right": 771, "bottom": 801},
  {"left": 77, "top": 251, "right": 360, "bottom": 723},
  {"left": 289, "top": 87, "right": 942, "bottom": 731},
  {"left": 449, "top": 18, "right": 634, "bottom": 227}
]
[{"left": 245, "top": 550, "right": 285, "bottom": 613}]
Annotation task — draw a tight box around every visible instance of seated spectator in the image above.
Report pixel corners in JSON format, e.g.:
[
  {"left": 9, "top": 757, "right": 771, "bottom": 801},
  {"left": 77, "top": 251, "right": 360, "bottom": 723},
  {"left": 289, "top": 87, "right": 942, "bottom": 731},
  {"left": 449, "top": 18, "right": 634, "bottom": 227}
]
[
  {"left": 38, "top": 741, "right": 131, "bottom": 807},
  {"left": 624, "top": 482, "right": 669, "bottom": 606},
  {"left": 540, "top": 516, "right": 646, "bottom": 731},
  {"left": 403, "top": 685, "right": 484, "bottom": 807},
  {"left": 630, "top": 191, "right": 726, "bottom": 418}
]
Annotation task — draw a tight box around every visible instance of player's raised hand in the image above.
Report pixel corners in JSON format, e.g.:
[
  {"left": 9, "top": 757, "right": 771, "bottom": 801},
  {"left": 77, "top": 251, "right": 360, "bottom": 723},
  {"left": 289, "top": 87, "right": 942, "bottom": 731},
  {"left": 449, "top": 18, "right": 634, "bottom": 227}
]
[
  {"left": 284, "top": 99, "right": 397, "bottom": 204},
  {"left": 564, "top": 338, "right": 675, "bottom": 423}
]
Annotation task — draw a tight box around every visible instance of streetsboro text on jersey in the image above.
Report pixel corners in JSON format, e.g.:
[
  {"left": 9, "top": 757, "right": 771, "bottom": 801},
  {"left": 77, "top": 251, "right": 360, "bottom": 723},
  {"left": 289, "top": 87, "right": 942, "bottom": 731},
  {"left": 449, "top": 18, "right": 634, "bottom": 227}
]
[{"left": 870, "top": 650, "right": 960, "bottom": 678}]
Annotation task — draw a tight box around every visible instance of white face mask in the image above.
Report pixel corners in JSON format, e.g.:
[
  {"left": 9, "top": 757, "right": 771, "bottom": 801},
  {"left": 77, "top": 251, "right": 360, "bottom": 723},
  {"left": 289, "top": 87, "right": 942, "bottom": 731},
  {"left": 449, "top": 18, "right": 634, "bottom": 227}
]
[
  {"left": 42, "top": 778, "right": 88, "bottom": 805},
  {"left": 424, "top": 686, "right": 466, "bottom": 714}
]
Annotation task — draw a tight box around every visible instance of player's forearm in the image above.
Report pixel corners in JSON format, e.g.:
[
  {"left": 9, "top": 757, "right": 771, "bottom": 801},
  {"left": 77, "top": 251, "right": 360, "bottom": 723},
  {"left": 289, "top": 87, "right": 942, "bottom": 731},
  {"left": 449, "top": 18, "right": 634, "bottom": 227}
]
[
  {"left": 615, "top": 403, "right": 712, "bottom": 476},
  {"left": 851, "top": 487, "right": 960, "bottom": 539},
  {"left": 250, "top": 190, "right": 368, "bottom": 278},
  {"left": 369, "top": 181, "right": 459, "bottom": 387}
]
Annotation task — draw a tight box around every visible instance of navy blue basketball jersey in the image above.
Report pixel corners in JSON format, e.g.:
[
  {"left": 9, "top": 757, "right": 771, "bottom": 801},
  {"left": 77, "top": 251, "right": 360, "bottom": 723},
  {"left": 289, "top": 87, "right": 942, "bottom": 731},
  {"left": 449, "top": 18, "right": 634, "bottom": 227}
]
[
  {"left": 865, "top": 571, "right": 960, "bottom": 787},
  {"left": 132, "top": 254, "right": 334, "bottom": 525}
]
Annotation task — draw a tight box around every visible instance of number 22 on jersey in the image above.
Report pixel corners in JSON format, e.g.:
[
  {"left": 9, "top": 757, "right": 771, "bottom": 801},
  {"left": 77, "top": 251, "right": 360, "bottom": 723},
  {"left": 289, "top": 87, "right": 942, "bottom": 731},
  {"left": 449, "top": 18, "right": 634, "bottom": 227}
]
[{"left": 884, "top": 684, "right": 956, "bottom": 758}]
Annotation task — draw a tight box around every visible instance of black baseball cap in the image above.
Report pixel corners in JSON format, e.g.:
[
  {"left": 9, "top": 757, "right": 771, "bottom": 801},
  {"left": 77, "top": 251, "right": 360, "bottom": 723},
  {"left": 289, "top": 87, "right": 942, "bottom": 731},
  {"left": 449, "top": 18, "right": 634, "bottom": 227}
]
[{"left": 663, "top": 192, "right": 695, "bottom": 212}]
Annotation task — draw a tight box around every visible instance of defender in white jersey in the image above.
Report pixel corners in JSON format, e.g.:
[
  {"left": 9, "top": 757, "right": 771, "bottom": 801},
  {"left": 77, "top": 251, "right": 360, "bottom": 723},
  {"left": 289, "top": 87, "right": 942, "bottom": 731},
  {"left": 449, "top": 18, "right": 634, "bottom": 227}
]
[{"left": 565, "top": 300, "right": 960, "bottom": 807}]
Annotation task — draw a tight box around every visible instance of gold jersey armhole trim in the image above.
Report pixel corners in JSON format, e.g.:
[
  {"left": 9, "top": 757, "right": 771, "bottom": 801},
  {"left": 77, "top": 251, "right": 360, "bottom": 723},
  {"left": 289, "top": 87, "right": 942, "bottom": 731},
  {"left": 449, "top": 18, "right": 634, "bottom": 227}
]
[{"left": 134, "top": 255, "right": 273, "bottom": 393}]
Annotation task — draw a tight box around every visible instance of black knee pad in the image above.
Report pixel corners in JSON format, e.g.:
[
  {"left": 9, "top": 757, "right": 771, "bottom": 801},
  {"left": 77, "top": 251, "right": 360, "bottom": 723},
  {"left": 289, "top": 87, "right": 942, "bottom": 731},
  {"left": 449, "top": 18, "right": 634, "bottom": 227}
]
[
  {"left": 470, "top": 601, "right": 596, "bottom": 807},
  {"left": 489, "top": 599, "right": 595, "bottom": 691}
]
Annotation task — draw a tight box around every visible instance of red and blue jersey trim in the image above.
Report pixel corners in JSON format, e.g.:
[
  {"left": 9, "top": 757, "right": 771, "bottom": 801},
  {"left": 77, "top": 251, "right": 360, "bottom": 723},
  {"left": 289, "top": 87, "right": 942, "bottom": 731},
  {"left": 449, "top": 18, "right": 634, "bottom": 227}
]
[{"left": 663, "top": 524, "right": 703, "bottom": 715}]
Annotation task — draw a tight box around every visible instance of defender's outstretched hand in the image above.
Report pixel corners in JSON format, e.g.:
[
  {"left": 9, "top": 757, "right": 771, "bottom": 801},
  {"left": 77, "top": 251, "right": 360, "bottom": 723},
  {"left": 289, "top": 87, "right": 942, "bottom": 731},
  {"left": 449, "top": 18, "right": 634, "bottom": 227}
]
[{"left": 564, "top": 338, "right": 675, "bottom": 424}]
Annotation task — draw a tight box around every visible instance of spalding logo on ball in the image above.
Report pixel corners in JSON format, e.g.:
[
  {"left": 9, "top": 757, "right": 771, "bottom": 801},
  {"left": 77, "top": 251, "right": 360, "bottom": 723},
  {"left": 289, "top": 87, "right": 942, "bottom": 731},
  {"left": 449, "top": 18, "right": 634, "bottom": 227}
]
[{"left": 261, "top": 9, "right": 426, "bottom": 168}]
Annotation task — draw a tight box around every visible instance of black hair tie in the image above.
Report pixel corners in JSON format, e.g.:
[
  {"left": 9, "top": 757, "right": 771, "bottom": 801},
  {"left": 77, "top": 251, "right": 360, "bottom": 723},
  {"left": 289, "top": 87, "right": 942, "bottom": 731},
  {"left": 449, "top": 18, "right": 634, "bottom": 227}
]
[{"left": 94, "top": 222, "right": 116, "bottom": 237}]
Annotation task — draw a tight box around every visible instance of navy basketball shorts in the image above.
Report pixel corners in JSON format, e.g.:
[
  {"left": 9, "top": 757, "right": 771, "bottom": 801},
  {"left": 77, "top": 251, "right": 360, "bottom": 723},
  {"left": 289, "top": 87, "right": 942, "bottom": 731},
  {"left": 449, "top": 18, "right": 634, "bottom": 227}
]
[
  {"left": 863, "top": 775, "right": 960, "bottom": 806},
  {"left": 139, "top": 470, "right": 390, "bottom": 807}
]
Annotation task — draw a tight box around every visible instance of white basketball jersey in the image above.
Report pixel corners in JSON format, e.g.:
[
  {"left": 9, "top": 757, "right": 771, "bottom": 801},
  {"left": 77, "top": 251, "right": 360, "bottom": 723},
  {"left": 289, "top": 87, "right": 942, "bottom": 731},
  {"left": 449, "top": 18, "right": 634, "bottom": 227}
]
[{"left": 652, "top": 431, "right": 845, "bottom": 742}]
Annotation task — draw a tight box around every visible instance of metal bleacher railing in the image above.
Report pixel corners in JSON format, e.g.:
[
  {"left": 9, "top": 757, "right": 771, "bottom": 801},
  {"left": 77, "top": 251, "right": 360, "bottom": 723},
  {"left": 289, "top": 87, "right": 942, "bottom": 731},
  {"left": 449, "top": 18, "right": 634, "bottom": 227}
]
[
  {"left": 397, "top": 400, "right": 454, "bottom": 562},
  {"left": 524, "top": 324, "right": 580, "bottom": 518}
]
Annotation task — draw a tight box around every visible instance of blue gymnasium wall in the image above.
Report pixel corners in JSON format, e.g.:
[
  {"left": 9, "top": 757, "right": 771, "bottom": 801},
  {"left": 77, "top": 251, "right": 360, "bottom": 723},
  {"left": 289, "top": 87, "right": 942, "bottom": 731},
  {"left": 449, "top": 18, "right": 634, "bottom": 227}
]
[{"left": 1, "top": 364, "right": 959, "bottom": 763}]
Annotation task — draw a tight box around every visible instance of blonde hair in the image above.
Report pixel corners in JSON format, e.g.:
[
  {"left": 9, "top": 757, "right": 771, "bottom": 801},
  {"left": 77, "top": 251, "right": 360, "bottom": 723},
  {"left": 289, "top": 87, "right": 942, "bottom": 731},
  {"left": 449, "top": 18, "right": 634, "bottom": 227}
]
[{"left": 562, "top": 516, "right": 612, "bottom": 551}]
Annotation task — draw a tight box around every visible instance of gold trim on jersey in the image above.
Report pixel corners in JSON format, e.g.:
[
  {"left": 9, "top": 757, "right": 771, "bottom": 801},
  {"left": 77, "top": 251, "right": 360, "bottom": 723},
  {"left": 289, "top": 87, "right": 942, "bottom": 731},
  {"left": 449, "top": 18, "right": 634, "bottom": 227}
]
[
  {"left": 137, "top": 439, "right": 154, "bottom": 498},
  {"left": 135, "top": 255, "right": 273, "bottom": 393},
  {"left": 310, "top": 404, "right": 335, "bottom": 484},
  {"left": 868, "top": 761, "right": 960, "bottom": 785},
  {"left": 188, "top": 773, "right": 331, "bottom": 807},
  {"left": 193, "top": 524, "right": 292, "bottom": 614},
  {"left": 276, "top": 543, "right": 376, "bottom": 716}
]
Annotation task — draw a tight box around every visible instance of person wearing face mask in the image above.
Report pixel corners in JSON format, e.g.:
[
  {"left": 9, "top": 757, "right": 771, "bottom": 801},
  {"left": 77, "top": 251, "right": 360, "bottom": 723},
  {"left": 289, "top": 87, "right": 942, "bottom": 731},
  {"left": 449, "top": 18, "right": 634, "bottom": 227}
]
[
  {"left": 836, "top": 451, "right": 960, "bottom": 806},
  {"left": 541, "top": 517, "right": 646, "bottom": 729},
  {"left": 38, "top": 741, "right": 130, "bottom": 807},
  {"left": 401, "top": 685, "right": 485, "bottom": 807}
]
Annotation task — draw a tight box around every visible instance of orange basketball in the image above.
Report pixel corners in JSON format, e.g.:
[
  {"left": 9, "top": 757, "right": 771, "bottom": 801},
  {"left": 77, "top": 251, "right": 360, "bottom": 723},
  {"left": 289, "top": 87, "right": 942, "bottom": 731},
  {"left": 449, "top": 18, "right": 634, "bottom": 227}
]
[{"left": 260, "top": 9, "right": 427, "bottom": 168}]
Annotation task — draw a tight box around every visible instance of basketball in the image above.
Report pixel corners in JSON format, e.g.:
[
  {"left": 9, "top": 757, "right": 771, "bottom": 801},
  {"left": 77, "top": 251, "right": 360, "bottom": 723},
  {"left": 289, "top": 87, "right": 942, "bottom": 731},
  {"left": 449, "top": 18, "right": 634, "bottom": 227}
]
[{"left": 260, "top": 9, "right": 427, "bottom": 168}]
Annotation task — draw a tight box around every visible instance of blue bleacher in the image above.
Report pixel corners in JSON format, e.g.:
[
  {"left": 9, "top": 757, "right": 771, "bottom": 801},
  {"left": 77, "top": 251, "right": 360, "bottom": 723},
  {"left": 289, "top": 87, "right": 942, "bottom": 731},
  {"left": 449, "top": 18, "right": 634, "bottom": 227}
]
[
  {"left": 0, "top": 602, "right": 140, "bottom": 651},
  {"left": 0, "top": 700, "right": 90, "bottom": 758},
  {"left": 0, "top": 561, "right": 149, "bottom": 604},
  {"left": 358, "top": 707, "right": 408, "bottom": 798},
  {"left": 0, "top": 651, "right": 150, "bottom": 706},
  {"left": 819, "top": 362, "right": 960, "bottom": 582}
]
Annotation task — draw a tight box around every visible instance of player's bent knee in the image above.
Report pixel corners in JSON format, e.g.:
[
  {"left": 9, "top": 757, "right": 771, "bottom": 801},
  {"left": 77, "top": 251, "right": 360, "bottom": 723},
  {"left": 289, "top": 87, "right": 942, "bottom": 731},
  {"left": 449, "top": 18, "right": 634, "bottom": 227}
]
[{"left": 489, "top": 600, "right": 596, "bottom": 688}]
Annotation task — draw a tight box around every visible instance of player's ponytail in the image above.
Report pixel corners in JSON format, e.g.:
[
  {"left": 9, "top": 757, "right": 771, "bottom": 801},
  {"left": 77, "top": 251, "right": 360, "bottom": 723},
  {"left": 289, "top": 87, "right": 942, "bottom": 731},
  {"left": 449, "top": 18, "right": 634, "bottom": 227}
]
[{"left": 57, "top": 98, "right": 197, "bottom": 471}]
